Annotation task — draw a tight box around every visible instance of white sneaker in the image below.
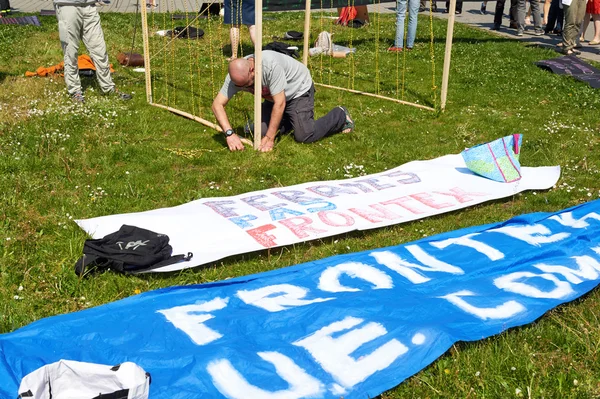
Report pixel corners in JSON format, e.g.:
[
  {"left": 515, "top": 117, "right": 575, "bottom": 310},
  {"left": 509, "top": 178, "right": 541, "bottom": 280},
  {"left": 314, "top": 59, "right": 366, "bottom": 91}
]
[{"left": 315, "top": 31, "right": 333, "bottom": 55}]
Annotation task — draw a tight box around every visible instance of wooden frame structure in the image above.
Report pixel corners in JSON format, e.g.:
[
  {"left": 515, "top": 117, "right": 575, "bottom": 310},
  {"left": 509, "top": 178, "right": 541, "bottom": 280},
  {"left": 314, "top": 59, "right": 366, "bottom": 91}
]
[{"left": 139, "top": 0, "right": 457, "bottom": 149}]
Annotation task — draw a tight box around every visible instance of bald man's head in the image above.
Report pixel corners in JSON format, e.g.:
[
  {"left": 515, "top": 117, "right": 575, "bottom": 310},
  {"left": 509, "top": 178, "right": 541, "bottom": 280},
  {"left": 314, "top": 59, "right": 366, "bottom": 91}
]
[{"left": 229, "top": 58, "right": 254, "bottom": 87}]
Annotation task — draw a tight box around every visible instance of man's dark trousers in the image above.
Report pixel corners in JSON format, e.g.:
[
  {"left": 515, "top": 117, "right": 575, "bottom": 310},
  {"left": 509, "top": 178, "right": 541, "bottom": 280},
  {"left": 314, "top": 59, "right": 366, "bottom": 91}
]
[
  {"left": 494, "top": 0, "right": 518, "bottom": 26},
  {"left": 260, "top": 85, "right": 346, "bottom": 143}
]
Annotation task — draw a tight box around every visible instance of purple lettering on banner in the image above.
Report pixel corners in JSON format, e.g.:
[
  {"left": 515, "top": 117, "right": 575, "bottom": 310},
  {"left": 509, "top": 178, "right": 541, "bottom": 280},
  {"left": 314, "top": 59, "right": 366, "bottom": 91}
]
[
  {"left": 384, "top": 171, "right": 421, "bottom": 184},
  {"left": 204, "top": 200, "right": 240, "bottom": 218},
  {"left": 301, "top": 200, "right": 337, "bottom": 213},
  {"left": 272, "top": 190, "right": 320, "bottom": 204},
  {"left": 339, "top": 182, "right": 374, "bottom": 193},
  {"left": 305, "top": 185, "right": 358, "bottom": 198},
  {"left": 356, "top": 178, "right": 395, "bottom": 190},
  {"left": 241, "top": 195, "right": 287, "bottom": 212},
  {"left": 229, "top": 214, "right": 258, "bottom": 229},
  {"left": 269, "top": 208, "right": 305, "bottom": 221}
]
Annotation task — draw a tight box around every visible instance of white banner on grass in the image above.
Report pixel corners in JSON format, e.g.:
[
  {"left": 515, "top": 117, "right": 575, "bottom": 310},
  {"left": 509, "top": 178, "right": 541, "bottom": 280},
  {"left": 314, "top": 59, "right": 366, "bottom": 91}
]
[{"left": 76, "top": 154, "right": 560, "bottom": 272}]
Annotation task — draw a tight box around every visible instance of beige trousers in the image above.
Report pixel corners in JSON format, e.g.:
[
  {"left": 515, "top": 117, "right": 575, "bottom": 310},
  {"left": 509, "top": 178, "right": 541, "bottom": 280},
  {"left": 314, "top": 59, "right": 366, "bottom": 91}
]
[{"left": 55, "top": 4, "right": 114, "bottom": 95}]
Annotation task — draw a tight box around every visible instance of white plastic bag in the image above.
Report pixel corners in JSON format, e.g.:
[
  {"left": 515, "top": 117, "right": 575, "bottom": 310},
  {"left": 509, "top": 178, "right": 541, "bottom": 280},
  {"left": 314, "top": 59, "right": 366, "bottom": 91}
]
[{"left": 18, "top": 360, "right": 150, "bottom": 399}]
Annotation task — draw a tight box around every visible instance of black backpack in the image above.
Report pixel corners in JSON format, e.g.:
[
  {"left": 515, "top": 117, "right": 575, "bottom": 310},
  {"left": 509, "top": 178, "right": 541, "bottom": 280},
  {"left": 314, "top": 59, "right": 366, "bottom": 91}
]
[
  {"left": 170, "top": 26, "right": 204, "bottom": 39},
  {"left": 75, "top": 225, "right": 192, "bottom": 275},
  {"left": 263, "top": 41, "right": 300, "bottom": 59}
]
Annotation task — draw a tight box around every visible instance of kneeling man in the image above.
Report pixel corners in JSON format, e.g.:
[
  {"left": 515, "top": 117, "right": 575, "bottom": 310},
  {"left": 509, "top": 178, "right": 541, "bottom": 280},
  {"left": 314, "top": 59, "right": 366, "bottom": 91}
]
[{"left": 212, "top": 50, "right": 354, "bottom": 152}]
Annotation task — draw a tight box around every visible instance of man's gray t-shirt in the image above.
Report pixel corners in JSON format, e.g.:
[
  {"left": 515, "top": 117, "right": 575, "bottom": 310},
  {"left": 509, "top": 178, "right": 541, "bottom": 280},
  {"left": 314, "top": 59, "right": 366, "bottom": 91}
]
[{"left": 219, "top": 50, "right": 313, "bottom": 102}]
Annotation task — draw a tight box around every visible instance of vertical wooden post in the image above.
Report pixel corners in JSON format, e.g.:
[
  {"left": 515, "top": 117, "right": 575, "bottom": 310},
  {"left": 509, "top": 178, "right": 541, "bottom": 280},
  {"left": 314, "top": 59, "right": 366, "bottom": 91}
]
[
  {"left": 254, "top": 0, "right": 263, "bottom": 150},
  {"left": 140, "top": 0, "right": 153, "bottom": 103},
  {"left": 302, "top": 0, "right": 311, "bottom": 66},
  {"left": 440, "top": 0, "right": 456, "bottom": 111}
]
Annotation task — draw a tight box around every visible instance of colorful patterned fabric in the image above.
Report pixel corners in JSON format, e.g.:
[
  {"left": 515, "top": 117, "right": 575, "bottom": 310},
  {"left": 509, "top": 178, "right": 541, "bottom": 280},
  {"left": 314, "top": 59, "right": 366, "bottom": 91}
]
[{"left": 461, "top": 134, "right": 523, "bottom": 183}]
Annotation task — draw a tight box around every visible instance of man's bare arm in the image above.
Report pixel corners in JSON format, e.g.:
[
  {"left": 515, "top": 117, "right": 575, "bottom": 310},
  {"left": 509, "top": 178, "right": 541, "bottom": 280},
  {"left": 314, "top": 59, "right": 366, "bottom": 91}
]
[
  {"left": 212, "top": 92, "right": 245, "bottom": 151},
  {"left": 259, "top": 91, "right": 285, "bottom": 152}
]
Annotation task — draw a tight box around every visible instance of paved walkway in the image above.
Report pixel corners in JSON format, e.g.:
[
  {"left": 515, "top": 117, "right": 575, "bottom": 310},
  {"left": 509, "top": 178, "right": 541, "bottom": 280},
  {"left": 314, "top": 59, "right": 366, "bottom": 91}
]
[{"left": 10, "top": 0, "right": 600, "bottom": 62}]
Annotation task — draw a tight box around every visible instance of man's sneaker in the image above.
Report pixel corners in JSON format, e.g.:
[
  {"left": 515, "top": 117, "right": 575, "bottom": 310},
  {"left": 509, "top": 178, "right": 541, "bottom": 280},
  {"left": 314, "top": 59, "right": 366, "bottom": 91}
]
[
  {"left": 338, "top": 106, "right": 354, "bottom": 134},
  {"left": 516, "top": 29, "right": 524, "bottom": 36},
  {"left": 491, "top": 23, "right": 501, "bottom": 31},
  {"left": 106, "top": 89, "right": 133, "bottom": 101},
  {"left": 388, "top": 46, "right": 403, "bottom": 52},
  {"left": 480, "top": 2, "right": 486, "bottom": 14},
  {"left": 509, "top": 21, "right": 518, "bottom": 29},
  {"left": 532, "top": 29, "right": 544, "bottom": 36},
  {"left": 71, "top": 91, "right": 85, "bottom": 103},
  {"left": 418, "top": 6, "right": 426, "bottom": 12}
]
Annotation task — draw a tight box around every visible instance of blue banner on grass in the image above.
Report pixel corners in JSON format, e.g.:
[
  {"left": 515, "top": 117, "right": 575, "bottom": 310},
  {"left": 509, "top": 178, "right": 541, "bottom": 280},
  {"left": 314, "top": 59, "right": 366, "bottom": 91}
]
[{"left": 3, "top": 200, "right": 600, "bottom": 398}]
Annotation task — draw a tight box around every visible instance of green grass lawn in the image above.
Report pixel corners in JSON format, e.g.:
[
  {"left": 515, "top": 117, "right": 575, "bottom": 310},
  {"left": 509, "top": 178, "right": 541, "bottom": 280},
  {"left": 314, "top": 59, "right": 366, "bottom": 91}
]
[{"left": 1, "top": 9, "right": 600, "bottom": 398}]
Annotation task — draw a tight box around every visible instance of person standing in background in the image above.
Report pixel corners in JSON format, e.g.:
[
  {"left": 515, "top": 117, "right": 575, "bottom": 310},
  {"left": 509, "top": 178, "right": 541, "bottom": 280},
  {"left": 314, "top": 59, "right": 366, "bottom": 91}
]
[
  {"left": 225, "top": 0, "right": 256, "bottom": 60},
  {"left": 561, "top": 0, "right": 587, "bottom": 54},
  {"left": 390, "top": 0, "right": 420, "bottom": 51},
  {"left": 53, "top": 0, "right": 132, "bottom": 102}
]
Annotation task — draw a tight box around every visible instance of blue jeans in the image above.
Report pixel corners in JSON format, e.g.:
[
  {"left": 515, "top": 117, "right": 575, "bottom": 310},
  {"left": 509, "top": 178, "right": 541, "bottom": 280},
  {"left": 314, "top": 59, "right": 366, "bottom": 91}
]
[{"left": 395, "top": 0, "right": 420, "bottom": 49}]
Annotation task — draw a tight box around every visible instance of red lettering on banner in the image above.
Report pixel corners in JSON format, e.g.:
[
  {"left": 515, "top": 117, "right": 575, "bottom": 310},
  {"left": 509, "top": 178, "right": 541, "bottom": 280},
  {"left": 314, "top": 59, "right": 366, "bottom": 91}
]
[
  {"left": 381, "top": 197, "right": 425, "bottom": 214},
  {"left": 349, "top": 204, "right": 401, "bottom": 223},
  {"left": 318, "top": 211, "right": 355, "bottom": 227},
  {"left": 241, "top": 194, "right": 287, "bottom": 211},
  {"left": 203, "top": 200, "right": 239, "bottom": 218},
  {"left": 435, "top": 187, "right": 487, "bottom": 203},
  {"left": 279, "top": 216, "right": 327, "bottom": 238},
  {"left": 246, "top": 224, "right": 278, "bottom": 247},
  {"left": 306, "top": 185, "right": 357, "bottom": 198},
  {"left": 410, "top": 193, "right": 453, "bottom": 209}
]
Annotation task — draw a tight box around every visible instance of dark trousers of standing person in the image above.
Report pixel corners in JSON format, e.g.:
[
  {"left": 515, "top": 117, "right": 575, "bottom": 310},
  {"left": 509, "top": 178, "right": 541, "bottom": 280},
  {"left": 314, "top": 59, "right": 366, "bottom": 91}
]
[
  {"left": 0, "top": 0, "right": 10, "bottom": 12},
  {"left": 419, "top": 0, "right": 438, "bottom": 10},
  {"left": 545, "top": 0, "right": 564, "bottom": 33},
  {"left": 260, "top": 85, "right": 346, "bottom": 143},
  {"left": 494, "top": 0, "right": 518, "bottom": 27},
  {"left": 445, "top": 0, "right": 462, "bottom": 13},
  {"left": 562, "top": 0, "right": 586, "bottom": 51}
]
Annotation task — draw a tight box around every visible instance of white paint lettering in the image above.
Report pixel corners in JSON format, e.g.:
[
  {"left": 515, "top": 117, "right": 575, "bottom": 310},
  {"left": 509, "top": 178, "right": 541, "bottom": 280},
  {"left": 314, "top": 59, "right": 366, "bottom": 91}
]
[
  {"left": 494, "top": 272, "right": 574, "bottom": 299},
  {"left": 431, "top": 233, "right": 504, "bottom": 261},
  {"left": 237, "top": 284, "right": 334, "bottom": 312},
  {"left": 158, "top": 297, "right": 228, "bottom": 345},
  {"left": 318, "top": 262, "right": 393, "bottom": 292},
  {"left": 371, "top": 246, "right": 463, "bottom": 284},
  {"left": 441, "top": 290, "right": 526, "bottom": 320},
  {"left": 492, "top": 224, "right": 570, "bottom": 246},
  {"left": 294, "top": 317, "right": 408, "bottom": 389},
  {"left": 207, "top": 352, "right": 324, "bottom": 399}
]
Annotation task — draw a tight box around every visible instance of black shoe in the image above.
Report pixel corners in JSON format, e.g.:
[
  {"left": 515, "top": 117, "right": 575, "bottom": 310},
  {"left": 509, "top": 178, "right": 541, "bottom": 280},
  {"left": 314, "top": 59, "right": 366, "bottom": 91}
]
[
  {"left": 455, "top": 10, "right": 462, "bottom": 14},
  {"left": 432, "top": 5, "right": 438, "bottom": 11},
  {"left": 480, "top": 2, "right": 486, "bottom": 14},
  {"left": 443, "top": 8, "right": 449, "bottom": 13},
  {"left": 106, "top": 89, "right": 133, "bottom": 101},
  {"left": 418, "top": 6, "right": 426, "bottom": 12},
  {"left": 491, "top": 23, "right": 501, "bottom": 30}
]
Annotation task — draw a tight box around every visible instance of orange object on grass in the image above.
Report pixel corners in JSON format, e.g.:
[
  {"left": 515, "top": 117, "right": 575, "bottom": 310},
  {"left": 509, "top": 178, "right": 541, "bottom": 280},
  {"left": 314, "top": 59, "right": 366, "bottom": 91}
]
[{"left": 25, "top": 54, "right": 114, "bottom": 77}]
